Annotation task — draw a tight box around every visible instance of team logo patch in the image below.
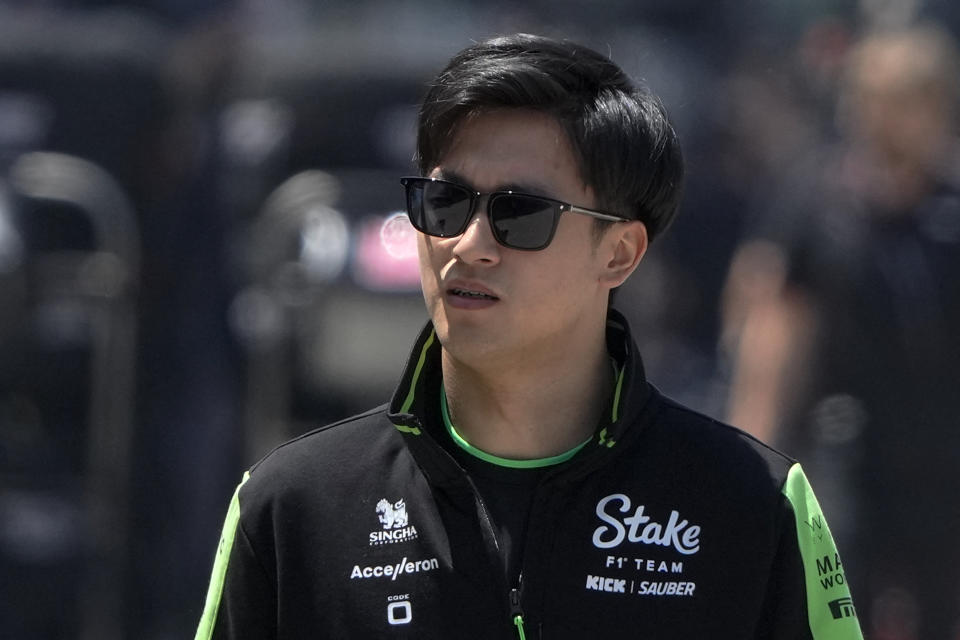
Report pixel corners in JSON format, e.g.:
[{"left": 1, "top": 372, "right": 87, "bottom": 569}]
[
  {"left": 370, "top": 497, "right": 419, "bottom": 545},
  {"left": 828, "top": 597, "right": 857, "bottom": 620},
  {"left": 592, "top": 493, "right": 701, "bottom": 554}
]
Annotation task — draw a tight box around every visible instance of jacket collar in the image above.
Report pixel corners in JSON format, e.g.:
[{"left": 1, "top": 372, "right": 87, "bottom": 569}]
[{"left": 387, "top": 308, "right": 652, "bottom": 453}]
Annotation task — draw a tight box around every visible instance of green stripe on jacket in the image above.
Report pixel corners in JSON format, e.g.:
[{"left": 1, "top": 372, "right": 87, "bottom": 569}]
[
  {"left": 195, "top": 471, "right": 251, "bottom": 640},
  {"left": 782, "top": 463, "right": 863, "bottom": 640}
]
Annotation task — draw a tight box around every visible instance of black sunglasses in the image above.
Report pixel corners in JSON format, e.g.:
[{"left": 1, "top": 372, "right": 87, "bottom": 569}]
[{"left": 400, "top": 176, "right": 631, "bottom": 251}]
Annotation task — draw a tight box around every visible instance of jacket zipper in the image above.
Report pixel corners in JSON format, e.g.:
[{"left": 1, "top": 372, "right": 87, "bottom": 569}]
[
  {"left": 509, "top": 578, "right": 527, "bottom": 640},
  {"left": 413, "top": 421, "right": 545, "bottom": 639},
  {"left": 471, "top": 485, "right": 530, "bottom": 639}
]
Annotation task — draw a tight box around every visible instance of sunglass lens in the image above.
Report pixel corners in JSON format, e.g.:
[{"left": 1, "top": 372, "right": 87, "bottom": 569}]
[
  {"left": 490, "top": 194, "right": 558, "bottom": 250},
  {"left": 408, "top": 180, "right": 472, "bottom": 237}
]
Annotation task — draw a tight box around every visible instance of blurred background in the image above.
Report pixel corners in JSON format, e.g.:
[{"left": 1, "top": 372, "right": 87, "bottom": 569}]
[{"left": 0, "top": 0, "right": 958, "bottom": 638}]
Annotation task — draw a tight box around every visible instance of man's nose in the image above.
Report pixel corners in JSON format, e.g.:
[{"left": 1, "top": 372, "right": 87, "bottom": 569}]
[{"left": 452, "top": 200, "right": 501, "bottom": 265}]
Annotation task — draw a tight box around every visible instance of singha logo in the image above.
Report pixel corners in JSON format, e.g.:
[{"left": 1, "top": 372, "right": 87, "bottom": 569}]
[
  {"left": 377, "top": 498, "right": 409, "bottom": 530},
  {"left": 369, "top": 497, "right": 417, "bottom": 545}
]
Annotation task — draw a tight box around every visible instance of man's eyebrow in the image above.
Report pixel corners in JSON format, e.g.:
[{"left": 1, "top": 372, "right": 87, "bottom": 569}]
[
  {"left": 433, "top": 168, "right": 554, "bottom": 197},
  {"left": 432, "top": 168, "right": 472, "bottom": 188}
]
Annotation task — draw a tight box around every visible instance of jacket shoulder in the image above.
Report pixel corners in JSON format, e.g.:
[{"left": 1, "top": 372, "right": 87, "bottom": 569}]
[
  {"left": 646, "top": 392, "right": 797, "bottom": 495},
  {"left": 238, "top": 405, "right": 404, "bottom": 513}
]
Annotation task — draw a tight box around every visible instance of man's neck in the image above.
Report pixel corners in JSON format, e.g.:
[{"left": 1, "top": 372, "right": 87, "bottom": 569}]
[{"left": 440, "top": 326, "right": 614, "bottom": 461}]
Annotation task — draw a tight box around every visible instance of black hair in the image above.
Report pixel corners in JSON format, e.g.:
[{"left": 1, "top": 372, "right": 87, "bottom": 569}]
[{"left": 416, "top": 33, "right": 684, "bottom": 241}]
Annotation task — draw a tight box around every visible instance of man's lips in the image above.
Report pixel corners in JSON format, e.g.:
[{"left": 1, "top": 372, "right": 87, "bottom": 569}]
[
  {"left": 449, "top": 287, "right": 498, "bottom": 300},
  {"left": 445, "top": 279, "right": 499, "bottom": 298},
  {"left": 444, "top": 280, "right": 500, "bottom": 307}
]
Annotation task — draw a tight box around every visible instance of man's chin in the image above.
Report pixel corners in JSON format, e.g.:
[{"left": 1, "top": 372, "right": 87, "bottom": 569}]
[{"left": 436, "top": 327, "right": 510, "bottom": 367}]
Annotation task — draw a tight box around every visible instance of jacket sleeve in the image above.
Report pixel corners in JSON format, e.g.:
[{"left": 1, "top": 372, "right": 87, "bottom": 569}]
[
  {"left": 195, "top": 473, "right": 277, "bottom": 640},
  {"left": 759, "top": 463, "right": 864, "bottom": 639}
]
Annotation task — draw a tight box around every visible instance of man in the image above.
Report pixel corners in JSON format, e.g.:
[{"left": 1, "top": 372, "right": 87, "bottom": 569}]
[{"left": 196, "top": 34, "right": 862, "bottom": 639}]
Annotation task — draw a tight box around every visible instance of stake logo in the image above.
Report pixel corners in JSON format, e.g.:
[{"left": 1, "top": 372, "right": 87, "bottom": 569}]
[
  {"left": 370, "top": 498, "right": 419, "bottom": 546},
  {"left": 592, "top": 494, "right": 701, "bottom": 554}
]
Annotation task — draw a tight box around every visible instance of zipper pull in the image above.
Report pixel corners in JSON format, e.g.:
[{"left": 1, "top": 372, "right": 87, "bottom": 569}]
[{"left": 509, "top": 588, "right": 527, "bottom": 640}]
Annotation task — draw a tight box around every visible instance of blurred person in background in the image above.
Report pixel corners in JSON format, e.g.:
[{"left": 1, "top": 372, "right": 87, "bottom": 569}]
[
  {"left": 723, "top": 23, "right": 960, "bottom": 640},
  {"left": 195, "top": 33, "right": 862, "bottom": 639}
]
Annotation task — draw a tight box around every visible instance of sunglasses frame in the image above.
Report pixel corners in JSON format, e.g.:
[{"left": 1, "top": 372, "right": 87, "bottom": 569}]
[{"left": 401, "top": 176, "right": 631, "bottom": 251}]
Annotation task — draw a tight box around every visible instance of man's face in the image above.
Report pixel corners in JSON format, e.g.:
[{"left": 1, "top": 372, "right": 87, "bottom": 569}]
[{"left": 417, "top": 109, "right": 617, "bottom": 369}]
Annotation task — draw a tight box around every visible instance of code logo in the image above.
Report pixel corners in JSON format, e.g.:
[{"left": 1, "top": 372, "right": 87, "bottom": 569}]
[{"left": 387, "top": 601, "right": 412, "bottom": 625}]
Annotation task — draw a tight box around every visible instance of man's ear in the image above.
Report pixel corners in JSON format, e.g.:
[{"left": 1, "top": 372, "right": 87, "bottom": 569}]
[{"left": 599, "top": 220, "right": 648, "bottom": 289}]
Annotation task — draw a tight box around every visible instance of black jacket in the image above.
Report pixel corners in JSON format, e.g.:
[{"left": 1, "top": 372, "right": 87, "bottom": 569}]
[{"left": 196, "top": 312, "right": 862, "bottom": 639}]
